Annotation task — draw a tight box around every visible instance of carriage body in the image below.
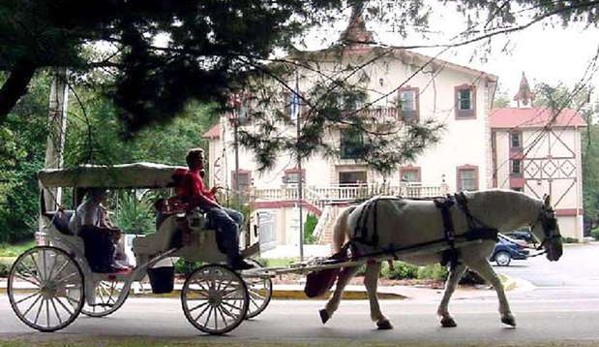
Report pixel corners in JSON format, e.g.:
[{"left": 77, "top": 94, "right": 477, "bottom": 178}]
[{"left": 7, "top": 162, "right": 271, "bottom": 334}]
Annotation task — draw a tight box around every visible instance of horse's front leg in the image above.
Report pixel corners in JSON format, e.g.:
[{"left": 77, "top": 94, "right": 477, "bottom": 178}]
[
  {"left": 465, "top": 258, "right": 516, "bottom": 327},
  {"left": 364, "top": 261, "right": 392, "bottom": 330},
  {"left": 437, "top": 262, "right": 466, "bottom": 328},
  {"left": 320, "top": 265, "right": 360, "bottom": 324}
]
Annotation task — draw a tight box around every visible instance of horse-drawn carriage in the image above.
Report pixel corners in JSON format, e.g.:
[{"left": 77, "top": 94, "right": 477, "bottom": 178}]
[
  {"left": 8, "top": 162, "right": 564, "bottom": 335},
  {"left": 7, "top": 163, "right": 272, "bottom": 335}
]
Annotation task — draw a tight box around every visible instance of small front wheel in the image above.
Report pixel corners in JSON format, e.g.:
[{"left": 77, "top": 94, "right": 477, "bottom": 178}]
[
  {"left": 181, "top": 264, "right": 249, "bottom": 335},
  {"left": 81, "top": 279, "right": 128, "bottom": 317},
  {"left": 495, "top": 251, "right": 511, "bottom": 266},
  {"left": 242, "top": 258, "right": 272, "bottom": 319},
  {"left": 8, "top": 246, "right": 85, "bottom": 332}
]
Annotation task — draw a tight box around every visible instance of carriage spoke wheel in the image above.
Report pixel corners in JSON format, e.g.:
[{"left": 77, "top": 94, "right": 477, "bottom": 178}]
[
  {"left": 82, "top": 279, "right": 128, "bottom": 317},
  {"left": 8, "top": 246, "right": 84, "bottom": 332},
  {"left": 181, "top": 264, "right": 249, "bottom": 335},
  {"left": 242, "top": 259, "right": 272, "bottom": 319}
]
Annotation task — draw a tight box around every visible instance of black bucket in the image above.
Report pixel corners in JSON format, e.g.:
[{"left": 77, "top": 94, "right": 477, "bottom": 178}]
[{"left": 147, "top": 266, "right": 175, "bottom": 294}]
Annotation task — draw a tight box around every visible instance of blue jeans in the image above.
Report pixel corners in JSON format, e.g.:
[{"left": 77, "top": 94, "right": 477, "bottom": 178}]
[{"left": 207, "top": 207, "right": 244, "bottom": 264}]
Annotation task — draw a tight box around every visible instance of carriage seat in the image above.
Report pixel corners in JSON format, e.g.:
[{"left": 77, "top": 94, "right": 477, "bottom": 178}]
[{"left": 50, "top": 210, "right": 75, "bottom": 236}]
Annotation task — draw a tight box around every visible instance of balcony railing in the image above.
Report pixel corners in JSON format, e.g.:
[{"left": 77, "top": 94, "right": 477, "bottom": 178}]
[{"left": 252, "top": 182, "right": 449, "bottom": 210}]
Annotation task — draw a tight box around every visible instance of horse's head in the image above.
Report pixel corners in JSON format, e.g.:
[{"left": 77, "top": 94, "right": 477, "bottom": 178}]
[{"left": 530, "top": 195, "right": 563, "bottom": 262}]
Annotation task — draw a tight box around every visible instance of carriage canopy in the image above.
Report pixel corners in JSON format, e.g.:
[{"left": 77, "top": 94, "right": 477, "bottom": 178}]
[{"left": 37, "top": 162, "right": 186, "bottom": 189}]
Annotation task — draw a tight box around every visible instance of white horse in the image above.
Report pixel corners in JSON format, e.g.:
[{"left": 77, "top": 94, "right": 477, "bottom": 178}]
[{"left": 320, "top": 189, "right": 563, "bottom": 330}]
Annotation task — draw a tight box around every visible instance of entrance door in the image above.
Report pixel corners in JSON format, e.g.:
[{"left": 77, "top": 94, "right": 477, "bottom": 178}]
[{"left": 257, "top": 211, "right": 276, "bottom": 253}]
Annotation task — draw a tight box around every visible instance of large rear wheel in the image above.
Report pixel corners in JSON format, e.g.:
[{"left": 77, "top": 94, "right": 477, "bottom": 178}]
[
  {"left": 8, "top": 246, "right": 84, "bottom": 332},
  {"left": 181, "top": 264, "right": 249, "bottom": 335}
]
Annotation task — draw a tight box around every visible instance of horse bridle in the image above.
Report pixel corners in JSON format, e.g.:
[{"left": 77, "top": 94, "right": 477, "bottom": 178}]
[{"left": 532, "top": 206, "right": 562, "bottom": 251}]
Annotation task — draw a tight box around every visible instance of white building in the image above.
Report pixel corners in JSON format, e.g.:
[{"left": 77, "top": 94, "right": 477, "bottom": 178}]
[
  {"left": 491, "top": 73, "right": 586, "bottom": 240},
  {"left": 203, "top": 9, "right": 500, "bottom": 250}
]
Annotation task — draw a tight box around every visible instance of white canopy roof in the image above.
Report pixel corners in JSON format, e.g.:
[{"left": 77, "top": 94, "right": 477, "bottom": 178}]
[{"left": 38, "top": 162, "right": 186, "bottom": 189}]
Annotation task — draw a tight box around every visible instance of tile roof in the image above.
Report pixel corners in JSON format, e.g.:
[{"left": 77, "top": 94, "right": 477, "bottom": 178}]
[{"left": 490, "top": 107, "right": 586, "bottom": 129}]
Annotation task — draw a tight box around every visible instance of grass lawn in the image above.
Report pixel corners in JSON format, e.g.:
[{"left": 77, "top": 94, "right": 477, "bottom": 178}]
[{"left": 0, "top": 239, "right": 35, "bottom": 257}]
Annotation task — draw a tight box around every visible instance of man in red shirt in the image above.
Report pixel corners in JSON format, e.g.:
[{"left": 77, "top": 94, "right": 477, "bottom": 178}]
[{"left": 180, "top": 148, "right": 253, "bottom": 270}]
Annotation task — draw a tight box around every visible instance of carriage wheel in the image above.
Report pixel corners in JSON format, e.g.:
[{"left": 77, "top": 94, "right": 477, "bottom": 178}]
[
  {"left": 81, "top": 279, "right": 128, "bottom": 317},
  {"left": 181, "top": 264, "right": 249, "bottom": 335},
  {"left": 242, "top": 258, "right": 272, "bottom": 319},
  {"left": 8, "top": 246, "right": 84, "bottom": 332}
]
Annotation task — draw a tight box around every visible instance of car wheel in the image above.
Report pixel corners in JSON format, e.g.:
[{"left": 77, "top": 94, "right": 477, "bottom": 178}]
[{"left": 495, "top": 251, "right": 511, "bottom": 266}]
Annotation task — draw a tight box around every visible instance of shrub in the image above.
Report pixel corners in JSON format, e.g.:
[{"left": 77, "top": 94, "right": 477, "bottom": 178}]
[
  {"left": 590, "top": 228, "right": 599, "bottom": 241},
  {"left": 417, "top": 264, "right": 448, "bottom": 282},
  {"left": 0, "top": 262, "right": 9, "bottom": 277},
  {"left": 173, "top": 259, "right": 203, "bottom": 276},
  {"left": 303, "top": 214, "right": 319, "bottom": 244},
  {"left": 382, "top": 261, "right": 419, "bottom": 280},
  {"left": 459, "top": 270, "right": 486, "bottom": 285},
  {"left": 562, "top": 237, "right": 579, "bottom": 243}
]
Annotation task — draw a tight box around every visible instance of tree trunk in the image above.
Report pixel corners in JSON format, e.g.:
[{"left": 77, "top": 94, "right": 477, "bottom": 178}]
[{"left": 0, "top": 60, "right": 37, "bottom": 124}]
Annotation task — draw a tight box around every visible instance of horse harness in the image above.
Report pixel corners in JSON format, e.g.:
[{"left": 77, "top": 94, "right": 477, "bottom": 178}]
[{"left": 348, "top": 194, "right": 499, "bottom": 267}]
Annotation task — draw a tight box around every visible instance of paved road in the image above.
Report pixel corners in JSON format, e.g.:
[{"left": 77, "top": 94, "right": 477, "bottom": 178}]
[{"left": 1, "top": 243, "right": 597, "bottom": 345}]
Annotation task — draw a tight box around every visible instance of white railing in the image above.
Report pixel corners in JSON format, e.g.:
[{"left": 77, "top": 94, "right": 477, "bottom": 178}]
[{"left": 252, "top": 182, "right": 449, "bottom": 208}]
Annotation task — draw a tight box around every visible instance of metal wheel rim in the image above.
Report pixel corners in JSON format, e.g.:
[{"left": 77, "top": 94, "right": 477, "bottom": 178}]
[
  {"left": 243, "top": 259, "right": 272, "bottom": 319},
  {"left": 496, "top": 252, "right": 511, "bottom": 266},
  {"left": 81, "top": 279, "right": 128, "bottom": 317},
  {"left": 8, "top": 246, "right": 84, "bottom": 332},
  {"left": 181, "top": 264, "right": 249, "bottom": 335}
]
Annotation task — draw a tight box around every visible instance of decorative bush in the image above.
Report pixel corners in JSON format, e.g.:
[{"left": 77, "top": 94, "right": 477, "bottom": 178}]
[
  {"left": 590, "top": 228, "right": 599, "bottom": 241},
  {"left": 381, "top": 261, "right": 419, "bottom": 280},
  {"left": 417, "top": 264, "right": 448, "bottom": 282},
  {"left": 0, "top": 262, "right": 9, "bottom": 277}
]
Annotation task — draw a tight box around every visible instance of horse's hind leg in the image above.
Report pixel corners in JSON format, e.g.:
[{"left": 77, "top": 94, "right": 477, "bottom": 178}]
[
  {"left": 437, "top": 262, "right": 466, "bottom": 328},
  {"left": 465, "top": 258, "right": 516, "bottom": 327},
  {"left": 364, "top": 261, "right": 392, "bottom": 330},
  {"left": 320, "top": 265, "right": 360, "bottom": 324}
]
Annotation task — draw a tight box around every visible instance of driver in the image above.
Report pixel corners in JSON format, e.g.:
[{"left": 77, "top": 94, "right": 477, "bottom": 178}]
[{"left": 179, "top": 148, "right": 253, "bottom": 270}]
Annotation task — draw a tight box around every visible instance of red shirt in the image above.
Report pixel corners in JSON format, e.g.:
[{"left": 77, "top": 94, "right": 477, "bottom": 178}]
[{"left": 180, "top": 170, "right": 216, "bottom": 208}]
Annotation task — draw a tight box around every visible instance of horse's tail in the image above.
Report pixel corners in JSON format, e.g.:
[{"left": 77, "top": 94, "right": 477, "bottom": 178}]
[{"left": 332, "top": 206, "right": 356, "bottom": 254}]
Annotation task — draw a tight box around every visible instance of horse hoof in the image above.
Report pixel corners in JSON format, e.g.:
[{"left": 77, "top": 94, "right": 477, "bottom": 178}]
[
  {"left": 440, "top": 317, "right": 457, "bottom": 328},
  {"left": 319, "top": 309, "right": 330, "bottom": 324},
  {"left": 377, "top": 319, "right": 393, "bottom": 330},
  {"left": 501, "top": 315, "right": 516, "bottom": 327}
]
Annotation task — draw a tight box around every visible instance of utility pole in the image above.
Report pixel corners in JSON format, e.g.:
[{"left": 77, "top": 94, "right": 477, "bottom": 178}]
[
  {"left": 293, "top": 67, "right": 304, "bottom": 261},
  {"left": 38, "top": 68, "right": 68, "bottom": 245}
]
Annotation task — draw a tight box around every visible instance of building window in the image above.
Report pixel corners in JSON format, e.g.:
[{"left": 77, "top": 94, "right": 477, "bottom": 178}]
[
  {"left": 232, "top": 170, "right": 251, "bottom": 192},
  {"left": 340, "top": 128, "right": 363, "bottom": 160},
  {"left": 511, "top": 159, "right": 522, "bottom": 175},
  {"left": 510, "top": 132, "right": 522, "bottom": 149},
  {"left": 398, "top": 87, "right": 419, "bottom": 121},
  {"left": 339, "top": 171, "right": 367, "bottom": 185},
  {"left": 455, "top": 85, "right": 476, "bottom": 119},
  {"left": 284, "top": 91, "right": 302, "bottom": 121},
  {"left": 457, "top": 165, "right": 479, "bottom": 191},
  {"left": 283, "top": 168, "right": 305, "bottom": 184},
  {"left": 399, "top": 166, "right": 421, "bottom": 183}
]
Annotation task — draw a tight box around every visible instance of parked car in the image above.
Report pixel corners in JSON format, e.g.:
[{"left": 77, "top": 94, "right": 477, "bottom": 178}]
[
  {"left": 503, "top": 228, "right": 539, "bottom": 246},
  {"left": 490, "top": 234, "right": 530, "bottom": 266}
]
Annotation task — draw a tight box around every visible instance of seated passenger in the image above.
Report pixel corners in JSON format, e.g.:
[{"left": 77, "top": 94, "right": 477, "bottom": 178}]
[
  {"left": 69, "top": 188, "right": 129, "bottom": 273},
  {"left": 179, "top": 148, "right": 253, "bottom": 270}
]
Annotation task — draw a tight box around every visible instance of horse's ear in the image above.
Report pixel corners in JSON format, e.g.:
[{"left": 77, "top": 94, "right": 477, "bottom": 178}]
[{"left": 543, "top": 194, "right": 551, "bottom": 207}]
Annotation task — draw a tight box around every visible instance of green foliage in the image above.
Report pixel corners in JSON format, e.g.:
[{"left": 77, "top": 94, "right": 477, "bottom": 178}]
[
  {"left": 0, "top": 240, "right": 35, "bottom": 257},
  {"left": 591, "top": 228, "right": 599, "bottom": 241},
  {"left": 416, "top": 264, "right": 448, "bottom": 282},
  {"left": 381, "top": 261, "right": 419, "bottom": 280},
  {"left": 0, "top": 262, "right": 9, "bottom": 277},
  {"left": 562, "top": 237, "right": 579, "bottom": 244},
  {"left": 115, "top": 192, "right": 155, "bottom": 235},
  {"left": 304, "top": 214, "right": 319, "bottom": 244},
  {"left": 173, "top": 259, "right": 204, "bottom": 276}
]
